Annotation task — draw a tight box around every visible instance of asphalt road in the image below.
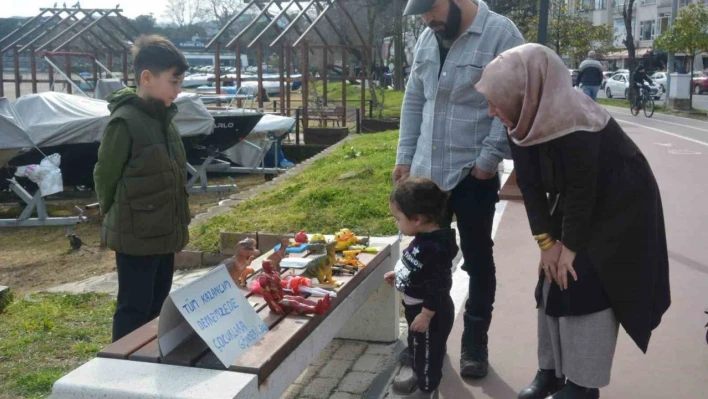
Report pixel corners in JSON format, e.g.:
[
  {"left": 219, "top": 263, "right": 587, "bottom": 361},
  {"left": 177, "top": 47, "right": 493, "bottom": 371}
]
[
  {"left": 598, "top": 87, "right": 708, "bottom": 111},
  {"left": 435, "top": 106, "right": 708, "bottom": 399}
]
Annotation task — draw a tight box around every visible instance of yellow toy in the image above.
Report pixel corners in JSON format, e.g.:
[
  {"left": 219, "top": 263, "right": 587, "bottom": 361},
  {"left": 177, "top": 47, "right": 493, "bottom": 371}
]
[
  {"left": 302, "top": 241, "right": 341, "bottom": 287},
  {"left": 334, "top": 228, "right": 369, "bottom": 252}
]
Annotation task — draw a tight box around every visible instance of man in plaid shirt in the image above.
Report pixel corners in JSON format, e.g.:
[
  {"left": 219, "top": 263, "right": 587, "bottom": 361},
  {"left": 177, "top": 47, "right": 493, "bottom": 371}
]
[{"left": 394, "top": 0, "right": 524, "bottom": 380}]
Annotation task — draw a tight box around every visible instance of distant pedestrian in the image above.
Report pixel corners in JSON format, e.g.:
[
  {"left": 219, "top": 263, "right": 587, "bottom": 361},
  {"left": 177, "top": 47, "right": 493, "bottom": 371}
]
[{"left": 576, "top": 50, "right": 603, "bottom": 101}]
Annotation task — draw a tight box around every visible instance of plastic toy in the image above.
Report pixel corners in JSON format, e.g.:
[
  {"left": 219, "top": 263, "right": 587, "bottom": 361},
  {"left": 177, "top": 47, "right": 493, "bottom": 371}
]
[
  {"left": 334, "top": 228, "right": 370, "bottom": 252},
  {"left": 249, "top": 276, "right": 337, "bottom": 298},
  {"left": 258, "top": 260, "right": 332, "bottom": 315},
  {"left": 302, "top": 241, "right": 341, "bottom": 287},
  {"left": 224, "top": 238, "right": 260, "bottom": 286},
  {"left": 310, "top": 234, "right": 326, "bottom": 243},
  {"left": 295, "top": 230, "right": 309, "bottom": 244}
]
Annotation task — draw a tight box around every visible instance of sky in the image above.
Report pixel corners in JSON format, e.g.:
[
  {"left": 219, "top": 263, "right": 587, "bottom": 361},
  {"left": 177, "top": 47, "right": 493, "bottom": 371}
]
[{"left": 1, "top": 0, "right": 170, "bottom": 22}]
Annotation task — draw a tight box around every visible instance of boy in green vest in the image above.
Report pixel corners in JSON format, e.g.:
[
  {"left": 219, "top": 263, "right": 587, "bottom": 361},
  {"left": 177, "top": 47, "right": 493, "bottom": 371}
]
[{"left": 93, "top": 35, "right": 191, "bottom": 342}]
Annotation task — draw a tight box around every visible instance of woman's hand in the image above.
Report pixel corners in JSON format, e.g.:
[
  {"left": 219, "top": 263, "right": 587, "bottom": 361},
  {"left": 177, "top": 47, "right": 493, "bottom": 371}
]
[
  {"left": 556, "top": 245, "right": 578, "bottom": 290},
  {"left": 539, "top": 241, "right": 562, "bottom": 284}
]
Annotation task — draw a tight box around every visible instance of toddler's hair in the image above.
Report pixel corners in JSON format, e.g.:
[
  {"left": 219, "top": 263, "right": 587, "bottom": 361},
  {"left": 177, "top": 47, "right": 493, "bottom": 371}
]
[{"left": 390, "top": 177, "right": 450, "bottom": 227}]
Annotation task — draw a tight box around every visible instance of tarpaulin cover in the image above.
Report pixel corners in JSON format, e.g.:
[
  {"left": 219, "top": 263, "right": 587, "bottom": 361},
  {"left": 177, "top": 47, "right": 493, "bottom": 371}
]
[
  {"left": 7, "top": 92, "right": 215, "bottom": 149},
  {"left": 222, "top": 114, "right": 294, "bottom": 167}
]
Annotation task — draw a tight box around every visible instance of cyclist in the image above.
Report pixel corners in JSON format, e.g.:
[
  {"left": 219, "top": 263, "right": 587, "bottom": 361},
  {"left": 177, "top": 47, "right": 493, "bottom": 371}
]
[{"left": 633, "top": 64, "right": 653, "bottom": 113}]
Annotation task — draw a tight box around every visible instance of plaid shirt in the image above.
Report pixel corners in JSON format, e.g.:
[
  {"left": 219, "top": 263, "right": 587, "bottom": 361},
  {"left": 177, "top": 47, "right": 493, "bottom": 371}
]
[{"left": 396, "top": 1, "right": 524, "bottom": 191}]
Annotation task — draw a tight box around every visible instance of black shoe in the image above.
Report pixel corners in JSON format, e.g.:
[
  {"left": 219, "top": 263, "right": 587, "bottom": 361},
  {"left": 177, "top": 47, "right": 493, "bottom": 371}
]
[
  {"left": 545, "top": 380, "right": 599, "bottom": 399},
  {"left": 460, "top": 317, "right": 490, "bottom": 378},
  {"left": 518, "top": 369, "right": 565, "bottom": 399},
  {"left": 460, "top": 344, "right": 489, "bottom": 378}
]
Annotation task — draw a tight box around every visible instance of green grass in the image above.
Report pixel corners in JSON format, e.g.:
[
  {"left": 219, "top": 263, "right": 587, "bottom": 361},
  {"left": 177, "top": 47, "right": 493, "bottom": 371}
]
[
  {"left": 312, "top": 82, "right": 404, "bottom": 119},
  {"left": 0, "top": 293, "right": 115, "bottom": 399},
  {"left": 190, "top": 130, "right": 401, "bottom": 252},
  {"left": 598, "top": 98, "right": 708, "bottom": 121}
]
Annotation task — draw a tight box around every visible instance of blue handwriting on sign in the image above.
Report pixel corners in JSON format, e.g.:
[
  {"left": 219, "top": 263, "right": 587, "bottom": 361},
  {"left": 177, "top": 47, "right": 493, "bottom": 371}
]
[
  {"left": 196, "top": 297, "right": 240, "bottom": 330},
  {"left": 213, "top": 321, "right": 269, "bottom": 352},
  {"left": 200, "top": 280, "right": 233, "bottom": 305}
]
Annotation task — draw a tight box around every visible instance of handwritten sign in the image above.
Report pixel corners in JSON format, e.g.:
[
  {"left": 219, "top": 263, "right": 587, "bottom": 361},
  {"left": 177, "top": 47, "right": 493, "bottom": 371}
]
[{"left": 159, "top": 265, "right": 268, "bottom": 367}]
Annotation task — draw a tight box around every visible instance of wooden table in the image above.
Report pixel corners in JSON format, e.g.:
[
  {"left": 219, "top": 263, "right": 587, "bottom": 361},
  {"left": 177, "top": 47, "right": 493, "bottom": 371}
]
[{"left": 52, "top": 236, "right": 400, "bottom": 399}]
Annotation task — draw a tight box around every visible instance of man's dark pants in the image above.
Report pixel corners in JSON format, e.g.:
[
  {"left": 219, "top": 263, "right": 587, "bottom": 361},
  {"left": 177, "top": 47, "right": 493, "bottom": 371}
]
[
  {"left": 448, "top": 173, "right": 500, "bottom": 352},
  {"left": 112, "top": 253, "right": 174, "bottom": 342}
]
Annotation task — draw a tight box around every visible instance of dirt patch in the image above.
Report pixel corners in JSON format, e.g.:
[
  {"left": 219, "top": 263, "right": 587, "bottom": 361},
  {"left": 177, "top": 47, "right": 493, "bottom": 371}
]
[{"left": 0, "top": 174, "right": 268, "bottom": 295}]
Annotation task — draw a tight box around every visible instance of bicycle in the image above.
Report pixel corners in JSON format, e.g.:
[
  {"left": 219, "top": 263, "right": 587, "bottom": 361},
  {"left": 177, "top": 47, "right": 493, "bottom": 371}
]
[{"left": 631, "top": 85, "right": 654, "bottom": 118}]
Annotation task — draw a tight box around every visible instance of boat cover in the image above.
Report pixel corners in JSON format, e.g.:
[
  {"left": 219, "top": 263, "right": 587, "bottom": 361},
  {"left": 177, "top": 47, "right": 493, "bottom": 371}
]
[
  {"left": 6, "top": 92, "right": 215, "bottom": 148},
  {"left": 222, "top": 113, "right": 295, "bottom": 167}
]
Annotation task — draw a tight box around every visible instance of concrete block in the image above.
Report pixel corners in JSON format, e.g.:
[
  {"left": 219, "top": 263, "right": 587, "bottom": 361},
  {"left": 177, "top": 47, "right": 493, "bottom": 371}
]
[
  {"left": 298, "top": 377, "right": 338, "bottom": 399},
  {"left": 351, "top": 354, "right": 386, "bottom": 373},
  {"left": 174, "top": 251, "right": 202, "bottom": 271},
  {"left": 331, "top": 341, "right": 367, "bottom": 361},
  {"left": 202, "top": 252, "right": 231, "bottom": 266},
  {"left": 220, "top": 232, "right": 257, "bottom": 256},
  {"left": 207, "top": 205, "right": 232, "bottom": 216},
  {"left": 317, "top": 358, "right": 354, "bottom": 380},
  {"left": 51, "top": 358, "right": 258, "bottom": 399},
  {"left": 257, "top": 232, "right": 286, "bottom": 252},
  {"left": 310, "top": 340, "right": 342, "bottom": 367},
  {"left": 218, "top": 199, "right": 241, "bottom": 207},
  {"left": 279, "top": 384, "right": 302, "bottom": 399},
  {"left": 337, "top": 371, "right": 377, "bottom": 395}
]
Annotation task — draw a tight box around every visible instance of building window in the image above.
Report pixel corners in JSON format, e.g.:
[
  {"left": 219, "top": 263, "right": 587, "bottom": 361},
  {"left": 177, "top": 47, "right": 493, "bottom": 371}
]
[
  {"left": 595, "top": 0, "right": 608, "bottom": 8},
  {"left": 640, "top": 20, "right": 655, "bottom": 41},
  {"left": 657, "top": 13, "right": 671, "bottom": 37},
  {"left": 641, "top": 0, "right": 656, "bottom": 5}
]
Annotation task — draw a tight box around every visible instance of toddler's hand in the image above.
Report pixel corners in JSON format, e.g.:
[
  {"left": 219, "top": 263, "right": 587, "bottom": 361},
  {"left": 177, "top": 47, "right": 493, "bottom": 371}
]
[
  {"left": 384, "top": 271, "right": 396, "bottom": 286},
  {"left": 411, "top": 313, "right": 432, "bottom": 333}
]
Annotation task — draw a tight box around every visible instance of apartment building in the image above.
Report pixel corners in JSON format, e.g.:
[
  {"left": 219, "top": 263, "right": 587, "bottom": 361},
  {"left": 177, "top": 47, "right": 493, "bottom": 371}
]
[{"left": 574, "top": 0, "right": 706, "bottom": 71}]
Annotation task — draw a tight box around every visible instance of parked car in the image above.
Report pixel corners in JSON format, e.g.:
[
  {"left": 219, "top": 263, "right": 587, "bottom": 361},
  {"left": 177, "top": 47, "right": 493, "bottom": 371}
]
[
  {"left": 569, "top": 69, "right": 578, "bottom": 86},
  {"left": 651, "top": 72, "right": 668, "bottom": 93},
  {"left": 600, "top": 71, "right": 615, "bottom": 90},
  {"left": 692, "top": 71, "right": 708, "bottom": 95},
  {"left": 605, "top": 73, "right": 661, "bottom": 100}
]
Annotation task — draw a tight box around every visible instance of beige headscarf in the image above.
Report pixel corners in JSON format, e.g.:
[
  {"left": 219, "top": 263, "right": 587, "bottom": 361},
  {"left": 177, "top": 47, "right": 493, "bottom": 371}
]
[{"left": 475, "top": 43, "right": 611, "bottom": 147}]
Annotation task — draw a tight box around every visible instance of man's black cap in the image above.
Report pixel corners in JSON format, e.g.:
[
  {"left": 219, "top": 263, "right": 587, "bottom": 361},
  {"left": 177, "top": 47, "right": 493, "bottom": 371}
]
[{"left": 403, "top": 0, "right": 435, "bottom": 16}]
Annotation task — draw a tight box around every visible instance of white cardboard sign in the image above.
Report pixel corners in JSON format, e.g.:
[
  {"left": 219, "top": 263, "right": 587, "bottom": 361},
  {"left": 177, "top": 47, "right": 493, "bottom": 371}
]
[{"left": 159, "top": 264, "right": 268, "bottom": 367}]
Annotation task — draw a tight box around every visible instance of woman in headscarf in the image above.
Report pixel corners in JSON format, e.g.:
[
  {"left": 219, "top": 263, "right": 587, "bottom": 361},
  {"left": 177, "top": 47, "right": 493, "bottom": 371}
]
[{"left": 475, "top": 44, "right": 671, "bottom": 399}]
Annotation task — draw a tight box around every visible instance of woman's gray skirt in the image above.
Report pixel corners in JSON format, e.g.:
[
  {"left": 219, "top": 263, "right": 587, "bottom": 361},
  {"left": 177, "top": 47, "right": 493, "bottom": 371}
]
[{"left": 538, "top": 279, "right": 619, "bottom": 388}]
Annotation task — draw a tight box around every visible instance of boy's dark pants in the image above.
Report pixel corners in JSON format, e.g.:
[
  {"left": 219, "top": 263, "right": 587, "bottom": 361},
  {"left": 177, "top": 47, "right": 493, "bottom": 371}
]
[
  {"left": 112, "top": 252, "right": 174, "bottom": 342},
  {"left": 404, "top": 295, "right": 455, "bottom": 392}
]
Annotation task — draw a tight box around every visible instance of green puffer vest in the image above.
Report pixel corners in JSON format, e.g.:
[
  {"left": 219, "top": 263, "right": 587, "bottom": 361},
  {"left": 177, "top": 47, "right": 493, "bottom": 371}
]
[{"left": 103, "top": 92, "right": 190, "bottom": 256}]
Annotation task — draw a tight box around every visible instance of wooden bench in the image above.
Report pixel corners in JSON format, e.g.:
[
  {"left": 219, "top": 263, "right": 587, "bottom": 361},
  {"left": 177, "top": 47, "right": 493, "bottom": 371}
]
[{"left": 52, "top": 236, "right": 401, "bottom": 399}]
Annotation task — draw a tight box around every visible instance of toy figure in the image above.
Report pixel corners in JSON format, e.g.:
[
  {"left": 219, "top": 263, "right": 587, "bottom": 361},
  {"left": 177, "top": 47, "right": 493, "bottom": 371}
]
[
  {"left": 302, "top": 241, "right": 341, "bottom": 287},
  {"left": 268, "top": 238, "right": 290, "bottom": 272},
  {"left": 334, "top": 228, "right": 370, "bottom": 252},
  {"left": 224, "top": 238, "right": 259, "bottom": 286},
  {"left": 258, "top": 260, "right": 331, "bottom": 315},
  {"left": 295, "top": 230, "right": 309, "bottom": 244}
]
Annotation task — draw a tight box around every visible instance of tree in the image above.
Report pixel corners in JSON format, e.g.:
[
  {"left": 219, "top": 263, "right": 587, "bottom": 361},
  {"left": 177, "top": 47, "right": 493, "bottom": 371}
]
[
  {"left": 405, "top": 16, "right": 426, "bottom": 42},
  {"left": 654, "top": 3, "right": 708, "bottom": 107},
  {"left": 134, "top": 14, "right": 157, "bottom": 34},
  {"left": 620, "top": 0, "right": 637, "bottom": 103},
  {"left": 164, "top": 0, "right": 209, "bottom": 31},
  {"left": 207, "top": 0, "right": 245, "bottom": 27}
]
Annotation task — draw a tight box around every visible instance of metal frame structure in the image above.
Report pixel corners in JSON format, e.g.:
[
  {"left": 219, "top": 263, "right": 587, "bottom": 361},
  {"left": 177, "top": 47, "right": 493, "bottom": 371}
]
[
  {"left": 0, "top": 6, "right": 138, "bottom": 98},
  {"left": 205, "top": 0, "right": 373, "bottom": 138}
]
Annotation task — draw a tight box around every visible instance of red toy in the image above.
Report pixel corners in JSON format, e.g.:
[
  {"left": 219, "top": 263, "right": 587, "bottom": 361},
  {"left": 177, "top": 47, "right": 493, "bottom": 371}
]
[
  {"left": 258, "top": 260, "right": 331, "bottom": 315},
  {"left": 295, "top": 230, "right": 309, "bottom": 244}
]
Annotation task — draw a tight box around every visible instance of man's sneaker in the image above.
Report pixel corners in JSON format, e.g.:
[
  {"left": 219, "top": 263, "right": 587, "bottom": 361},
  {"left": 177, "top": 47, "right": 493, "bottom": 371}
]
[
  {"left": 392, "top": 365, "right": 418, "bottom": 395},
  {"left": 460, "top": 344, "right": 489, "bottom": 378},
  {"left": 401, "top": 388, "right": 439, "bottom": 399}
]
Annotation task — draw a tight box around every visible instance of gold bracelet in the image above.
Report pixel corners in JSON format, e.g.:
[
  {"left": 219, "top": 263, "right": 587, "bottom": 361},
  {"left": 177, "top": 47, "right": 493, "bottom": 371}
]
[
  {"left": 533, "top": 233, "right": 550, "bottom": 241},
  {"left": 539, "top": 240, "right": 556, "bottom": 251},
  {"left": 537, "top": 237, "right": 553, "bottom": 246}
]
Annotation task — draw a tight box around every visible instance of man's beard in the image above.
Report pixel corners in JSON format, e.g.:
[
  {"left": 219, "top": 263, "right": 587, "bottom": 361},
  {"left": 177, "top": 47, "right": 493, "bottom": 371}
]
[{"left": 428, "top": 0, "right": 462, "bottom": 41}]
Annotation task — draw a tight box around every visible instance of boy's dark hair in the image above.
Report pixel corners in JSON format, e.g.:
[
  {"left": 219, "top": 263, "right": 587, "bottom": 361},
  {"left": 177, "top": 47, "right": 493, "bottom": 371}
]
[
  {"left": 132, "top": 35, "right": 189, "bottom": 86},
  {"left": 390, "top": 177, "right": 450, "bottom": 227}
]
